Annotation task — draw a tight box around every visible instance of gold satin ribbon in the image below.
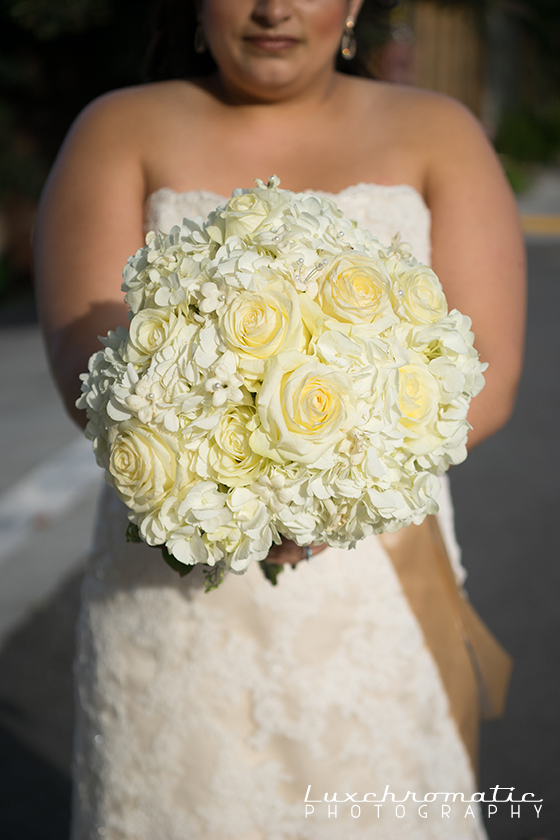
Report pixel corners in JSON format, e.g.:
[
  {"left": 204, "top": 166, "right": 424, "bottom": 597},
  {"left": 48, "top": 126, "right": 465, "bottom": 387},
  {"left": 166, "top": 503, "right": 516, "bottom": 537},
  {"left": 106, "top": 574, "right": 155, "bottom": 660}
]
[{"left": 379, "top": 516, "right": 513, "bottom": 774}]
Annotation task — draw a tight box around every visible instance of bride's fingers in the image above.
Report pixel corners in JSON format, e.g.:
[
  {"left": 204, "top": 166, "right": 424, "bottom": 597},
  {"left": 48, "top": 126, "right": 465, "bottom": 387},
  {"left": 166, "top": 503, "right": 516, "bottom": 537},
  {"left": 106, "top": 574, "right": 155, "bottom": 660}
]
[{"left": 266, "top": 540, "right": 328, "bottom": 565}]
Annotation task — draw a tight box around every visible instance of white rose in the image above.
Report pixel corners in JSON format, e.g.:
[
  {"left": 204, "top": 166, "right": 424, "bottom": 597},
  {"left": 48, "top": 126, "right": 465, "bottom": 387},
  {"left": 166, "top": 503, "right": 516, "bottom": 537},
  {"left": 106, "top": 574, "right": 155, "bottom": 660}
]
[
  {"left": 206, "top": 191, "right": 284, "bottom": 244},
  {"left": 317, "top": 251, "right": 395, "bottom": 328},
  {"left": 208, "top": 406, "right": 266, "bottom": 486},
  {"left": 250, "top": 351, "right": 357, "bottom": 465},
  {"left": 219, "top": 280, "right": 305, "bottom": 377},
  {"left": 123, "top": 308, "right": 186, "bottom": 366},
  {"left": 397, "top": 363, "right": 441, "bottom": 451},
  {"left": 394, "top": 266, "right": 448, "bottom": 324},
  {"left": 108, "top": 422, "right": 179, "bottom": 513},
  {"left": 223, "top": 193, "right": 270, "bottom": 238}
]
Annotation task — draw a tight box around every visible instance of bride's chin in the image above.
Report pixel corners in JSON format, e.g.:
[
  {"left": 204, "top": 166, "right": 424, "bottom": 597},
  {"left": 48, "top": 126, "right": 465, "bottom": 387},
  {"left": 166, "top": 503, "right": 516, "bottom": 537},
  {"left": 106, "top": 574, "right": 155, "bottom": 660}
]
[
  {"left": 220, "top": 77, "right": 321, "bottom": 107},
  {"left": 216, "top": 58, "right": 327, "bottom": 103}
]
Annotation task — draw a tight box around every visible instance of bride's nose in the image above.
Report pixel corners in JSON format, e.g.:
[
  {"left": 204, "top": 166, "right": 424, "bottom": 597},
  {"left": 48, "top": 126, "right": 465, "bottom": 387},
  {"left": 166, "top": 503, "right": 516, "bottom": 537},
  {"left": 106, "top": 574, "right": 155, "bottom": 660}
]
[{"left": 251, "top": 0, "right": 292, "bottom": 28}]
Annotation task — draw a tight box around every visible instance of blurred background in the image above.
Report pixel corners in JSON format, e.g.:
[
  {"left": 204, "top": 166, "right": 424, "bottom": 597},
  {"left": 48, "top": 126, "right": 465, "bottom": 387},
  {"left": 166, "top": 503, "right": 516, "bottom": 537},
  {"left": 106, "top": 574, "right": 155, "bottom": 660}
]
[{"left": 0, "top": 0, "right": 559, "bottom": 838}]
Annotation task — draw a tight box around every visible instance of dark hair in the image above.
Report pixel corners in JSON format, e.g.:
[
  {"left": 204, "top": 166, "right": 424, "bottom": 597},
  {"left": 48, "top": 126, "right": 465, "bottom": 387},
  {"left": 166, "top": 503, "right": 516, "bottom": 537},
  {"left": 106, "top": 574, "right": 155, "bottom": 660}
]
[{"left": 143, "top": 0, "right": 395, "bottom": 82}]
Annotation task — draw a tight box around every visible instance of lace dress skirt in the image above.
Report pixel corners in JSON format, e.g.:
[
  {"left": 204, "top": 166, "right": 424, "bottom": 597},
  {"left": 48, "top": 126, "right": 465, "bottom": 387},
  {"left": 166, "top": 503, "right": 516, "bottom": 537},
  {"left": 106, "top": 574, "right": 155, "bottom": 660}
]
[{"left": 70, "top": 479, "right": 487, "bottom": 840}]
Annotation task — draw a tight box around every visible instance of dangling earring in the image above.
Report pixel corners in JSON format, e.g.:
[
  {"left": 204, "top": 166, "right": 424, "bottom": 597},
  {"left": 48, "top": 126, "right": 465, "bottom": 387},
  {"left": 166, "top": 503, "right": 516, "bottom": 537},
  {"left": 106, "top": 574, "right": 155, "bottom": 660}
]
[
  {"left": 194, "top": 20, "right": 207, "bottom": 54},
  {"left": 341, "top": 16, "right": 357, "bottom": 61}
]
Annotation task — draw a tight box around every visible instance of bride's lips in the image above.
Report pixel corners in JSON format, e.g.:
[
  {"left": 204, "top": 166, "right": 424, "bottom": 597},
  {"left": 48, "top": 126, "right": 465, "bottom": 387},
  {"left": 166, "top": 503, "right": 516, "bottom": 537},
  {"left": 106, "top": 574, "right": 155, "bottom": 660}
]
[{"left": 244, "top": 35, "right": 300, "bottom": 52}]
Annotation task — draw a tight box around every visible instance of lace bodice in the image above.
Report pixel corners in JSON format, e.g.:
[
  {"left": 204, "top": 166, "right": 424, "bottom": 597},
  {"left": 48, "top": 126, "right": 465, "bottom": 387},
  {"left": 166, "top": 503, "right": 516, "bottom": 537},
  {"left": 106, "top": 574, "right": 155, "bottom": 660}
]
[{"left": 144, "top": 182, "right": 432, "bottom": 266}]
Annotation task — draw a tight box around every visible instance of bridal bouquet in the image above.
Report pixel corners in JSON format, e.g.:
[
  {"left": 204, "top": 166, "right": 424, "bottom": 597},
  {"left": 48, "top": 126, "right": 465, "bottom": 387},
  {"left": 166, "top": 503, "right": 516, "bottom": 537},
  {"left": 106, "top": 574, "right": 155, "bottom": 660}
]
[{"left": 78, "top": 176, "right": 485, "bottom": 587}]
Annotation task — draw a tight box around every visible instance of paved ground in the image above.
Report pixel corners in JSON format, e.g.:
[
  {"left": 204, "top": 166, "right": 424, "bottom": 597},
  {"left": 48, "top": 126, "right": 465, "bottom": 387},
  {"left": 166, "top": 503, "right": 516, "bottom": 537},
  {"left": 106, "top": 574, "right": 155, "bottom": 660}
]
[
  {"left": 0, "top": 233, "right": 558, "bottom": 840},
  {"left": 451, "top": 239, "right": 560, "bottom": 839}
]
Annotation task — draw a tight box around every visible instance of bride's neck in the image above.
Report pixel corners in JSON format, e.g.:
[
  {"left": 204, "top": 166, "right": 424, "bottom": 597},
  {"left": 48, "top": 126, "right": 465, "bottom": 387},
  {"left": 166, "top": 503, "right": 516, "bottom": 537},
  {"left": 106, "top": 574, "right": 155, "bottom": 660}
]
[{"left": 203, "top": 66, "right": 346, "bottom": 120}]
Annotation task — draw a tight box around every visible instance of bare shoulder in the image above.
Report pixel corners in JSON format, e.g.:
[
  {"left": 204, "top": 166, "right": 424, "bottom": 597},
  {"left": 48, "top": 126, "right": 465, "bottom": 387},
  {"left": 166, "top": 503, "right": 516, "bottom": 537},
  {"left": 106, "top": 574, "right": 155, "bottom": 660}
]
[
  {"left": 379, "top": 84, "right": 500, "bottom": 187},
  {"left": 393, "top": 87, "right": 497, "bottom": 171},
  {"left": 346, "top": 78, "right": 494, "bottom": 177},
  {"left": 43, "top": 78, "right": 212, "bottom": 211},
  {"left": 380, "top": 82, "right": 483, "bottom": 128},
  {"left": 351, "top": 78, "right": 486, "bottom": 139},
  {"left": 360, "top": 83, "right": 521, "bottom": 238},
  {"left": 64, "top": 80, "right": 202, "bottom": 149},
  {"left": 51, "top": 84, "right": 154, "bottom": 180},
  {"left": 82, "top": 78, "right": 207, "bottom": 114}
]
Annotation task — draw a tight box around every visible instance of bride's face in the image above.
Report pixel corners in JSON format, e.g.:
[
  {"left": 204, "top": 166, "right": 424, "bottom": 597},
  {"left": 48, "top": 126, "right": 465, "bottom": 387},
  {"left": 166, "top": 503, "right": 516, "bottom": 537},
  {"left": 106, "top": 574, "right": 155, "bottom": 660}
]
[{"left": 199, "top": 0, "right": 363, "bottom": 101}]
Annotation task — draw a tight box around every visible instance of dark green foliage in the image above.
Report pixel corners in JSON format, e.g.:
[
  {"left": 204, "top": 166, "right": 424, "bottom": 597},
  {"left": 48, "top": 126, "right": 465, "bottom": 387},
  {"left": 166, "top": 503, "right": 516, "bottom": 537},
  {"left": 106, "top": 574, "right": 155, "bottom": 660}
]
[
  {"left": 125, "top": 522, "right": 141, "bottom": 542},
  {"left": 5, "top": 0, "right": 112, "bottom": 39},
  {"left": 259, "top": 561, "right": 285, "bottom": 587},
  {"left": 0, "top": 0, "right": 153, "bottom": 303},
  {"left": 202, "top": 565, "right": 224, "bottom": 592},
  {"left": 519, "top": 0, "right": 560, "bottom": 89},
  {"left": 499, "top": 156, "right": 532, "bottom": 195},
  {"left": 495, "top": 107, "right": 560, "bottom": 165}
]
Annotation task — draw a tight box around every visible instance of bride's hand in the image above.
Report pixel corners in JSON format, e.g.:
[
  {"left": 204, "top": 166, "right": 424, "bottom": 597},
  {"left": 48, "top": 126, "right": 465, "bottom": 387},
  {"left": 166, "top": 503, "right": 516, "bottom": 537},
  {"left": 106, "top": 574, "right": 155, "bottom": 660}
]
[{"left": 266, "top": 538, "right": 327, "bottom": 566}]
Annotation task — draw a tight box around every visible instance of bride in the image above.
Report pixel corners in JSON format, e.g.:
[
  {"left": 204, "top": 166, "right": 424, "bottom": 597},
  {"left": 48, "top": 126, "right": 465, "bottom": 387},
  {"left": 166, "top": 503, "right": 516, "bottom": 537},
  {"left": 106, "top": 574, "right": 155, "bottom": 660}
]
[{"left": 34, "top": 0, "right": 526, "bottom": 838}]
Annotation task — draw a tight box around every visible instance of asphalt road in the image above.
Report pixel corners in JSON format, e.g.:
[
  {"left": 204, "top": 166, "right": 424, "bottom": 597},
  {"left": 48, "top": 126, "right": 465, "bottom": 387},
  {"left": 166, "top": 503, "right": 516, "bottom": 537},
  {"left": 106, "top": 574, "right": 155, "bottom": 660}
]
[
  {"left": 0, "top": 239, "right": 558, "bottom": 840},
  {"left": 451, "top": 238, "right": 560, "bottom": 840}
]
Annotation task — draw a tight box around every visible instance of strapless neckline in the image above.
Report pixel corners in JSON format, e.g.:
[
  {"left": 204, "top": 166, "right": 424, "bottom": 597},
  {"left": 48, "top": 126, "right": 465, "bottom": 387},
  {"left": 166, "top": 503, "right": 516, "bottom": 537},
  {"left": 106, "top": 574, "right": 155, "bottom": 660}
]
[{"left": 144, "top": 181, "right": 430, "bottom": 216}]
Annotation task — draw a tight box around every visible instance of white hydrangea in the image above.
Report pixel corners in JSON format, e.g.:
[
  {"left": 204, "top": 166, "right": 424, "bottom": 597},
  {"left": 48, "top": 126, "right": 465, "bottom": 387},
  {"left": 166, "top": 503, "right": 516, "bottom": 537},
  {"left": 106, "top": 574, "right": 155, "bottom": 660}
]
[{"left": 77, "top": 176, "right": 486, "bottom": 583}]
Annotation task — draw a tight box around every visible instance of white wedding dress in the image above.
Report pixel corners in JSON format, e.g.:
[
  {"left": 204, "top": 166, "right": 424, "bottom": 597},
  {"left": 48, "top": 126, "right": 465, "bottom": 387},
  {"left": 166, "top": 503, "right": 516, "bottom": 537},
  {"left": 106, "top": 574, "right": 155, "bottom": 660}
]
[{"left": 71, "top": 184, "right": 488, "bottom": 840}]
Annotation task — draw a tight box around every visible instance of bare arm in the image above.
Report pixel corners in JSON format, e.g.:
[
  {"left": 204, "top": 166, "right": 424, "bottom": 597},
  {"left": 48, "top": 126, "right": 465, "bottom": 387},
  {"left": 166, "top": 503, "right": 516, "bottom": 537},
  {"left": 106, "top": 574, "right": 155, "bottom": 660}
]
[
  {"left": 33, "top": 87, "right": 313, "bottom": 565},
  {"left": 424, "top": 97, "right": 526, "bottom": 449},
  {"left": 34, "top": 90, "right": 148, "bottom": 427}
]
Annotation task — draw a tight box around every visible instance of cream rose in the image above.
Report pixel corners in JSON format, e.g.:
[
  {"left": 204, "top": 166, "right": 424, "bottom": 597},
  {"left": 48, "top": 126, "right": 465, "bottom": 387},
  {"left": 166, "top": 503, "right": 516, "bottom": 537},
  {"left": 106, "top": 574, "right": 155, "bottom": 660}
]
[
  {"left": 395, "top": 266, "right": 448, "bottom": 324},
  {"left": 208, "top": 406, "right": 265, "bottom": 487},
  {"left": 223, "top": 193, "right": 270, "bottom": 238},
  {"left": 123, "top": 308, "right": 186, "bottom": 365},
  {"left": 206, "top": 192, "right": 284, "bottom": 243},
  {"left": 398, "top": 363, "right": 440, "bottom": 434},
  {"left": 250, "top": 351, "right": 357, "bottom": 464},
  {"left": 108, "top": 422, "right": 178, "bottom": 513},
  {"left": 318, "top": 251, "right": 395, "bottom": 328},
  {"left": 219, "top": 280, "right": 304, "bottom": 377}
]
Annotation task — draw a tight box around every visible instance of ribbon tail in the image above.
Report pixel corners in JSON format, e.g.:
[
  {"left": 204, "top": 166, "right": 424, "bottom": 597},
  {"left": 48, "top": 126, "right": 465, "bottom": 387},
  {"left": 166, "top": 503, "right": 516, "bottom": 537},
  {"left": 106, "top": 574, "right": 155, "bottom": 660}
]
[{"left": 379, "top": 515, "right": 513, "bottom": 776}]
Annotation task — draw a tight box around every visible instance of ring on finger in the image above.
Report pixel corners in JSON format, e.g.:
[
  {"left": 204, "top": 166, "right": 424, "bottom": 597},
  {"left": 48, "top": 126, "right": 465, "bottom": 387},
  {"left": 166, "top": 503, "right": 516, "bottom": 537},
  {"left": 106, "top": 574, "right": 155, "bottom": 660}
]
[{"left": 302, "top": 545, "right": 312, "bottom": 561}]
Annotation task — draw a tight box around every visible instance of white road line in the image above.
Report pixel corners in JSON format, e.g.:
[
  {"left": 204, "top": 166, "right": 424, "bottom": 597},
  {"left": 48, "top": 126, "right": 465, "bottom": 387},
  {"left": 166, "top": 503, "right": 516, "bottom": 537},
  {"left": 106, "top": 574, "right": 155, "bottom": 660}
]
[{"left": 0, "top": 436, "right": 101, "bottom": 566}]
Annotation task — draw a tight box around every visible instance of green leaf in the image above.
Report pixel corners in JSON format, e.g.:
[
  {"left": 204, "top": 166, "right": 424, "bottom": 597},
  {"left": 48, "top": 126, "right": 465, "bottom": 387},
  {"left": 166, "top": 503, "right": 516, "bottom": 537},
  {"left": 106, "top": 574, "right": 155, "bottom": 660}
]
[
  {"left": 203, "top": 565, "right": 224, "bottom": 592},
  {"left": 125, "top": 522, "right": 141, "bottom": 543},
  {"left": 259, "top": 560, "right": 285, "bottom": 586}
]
